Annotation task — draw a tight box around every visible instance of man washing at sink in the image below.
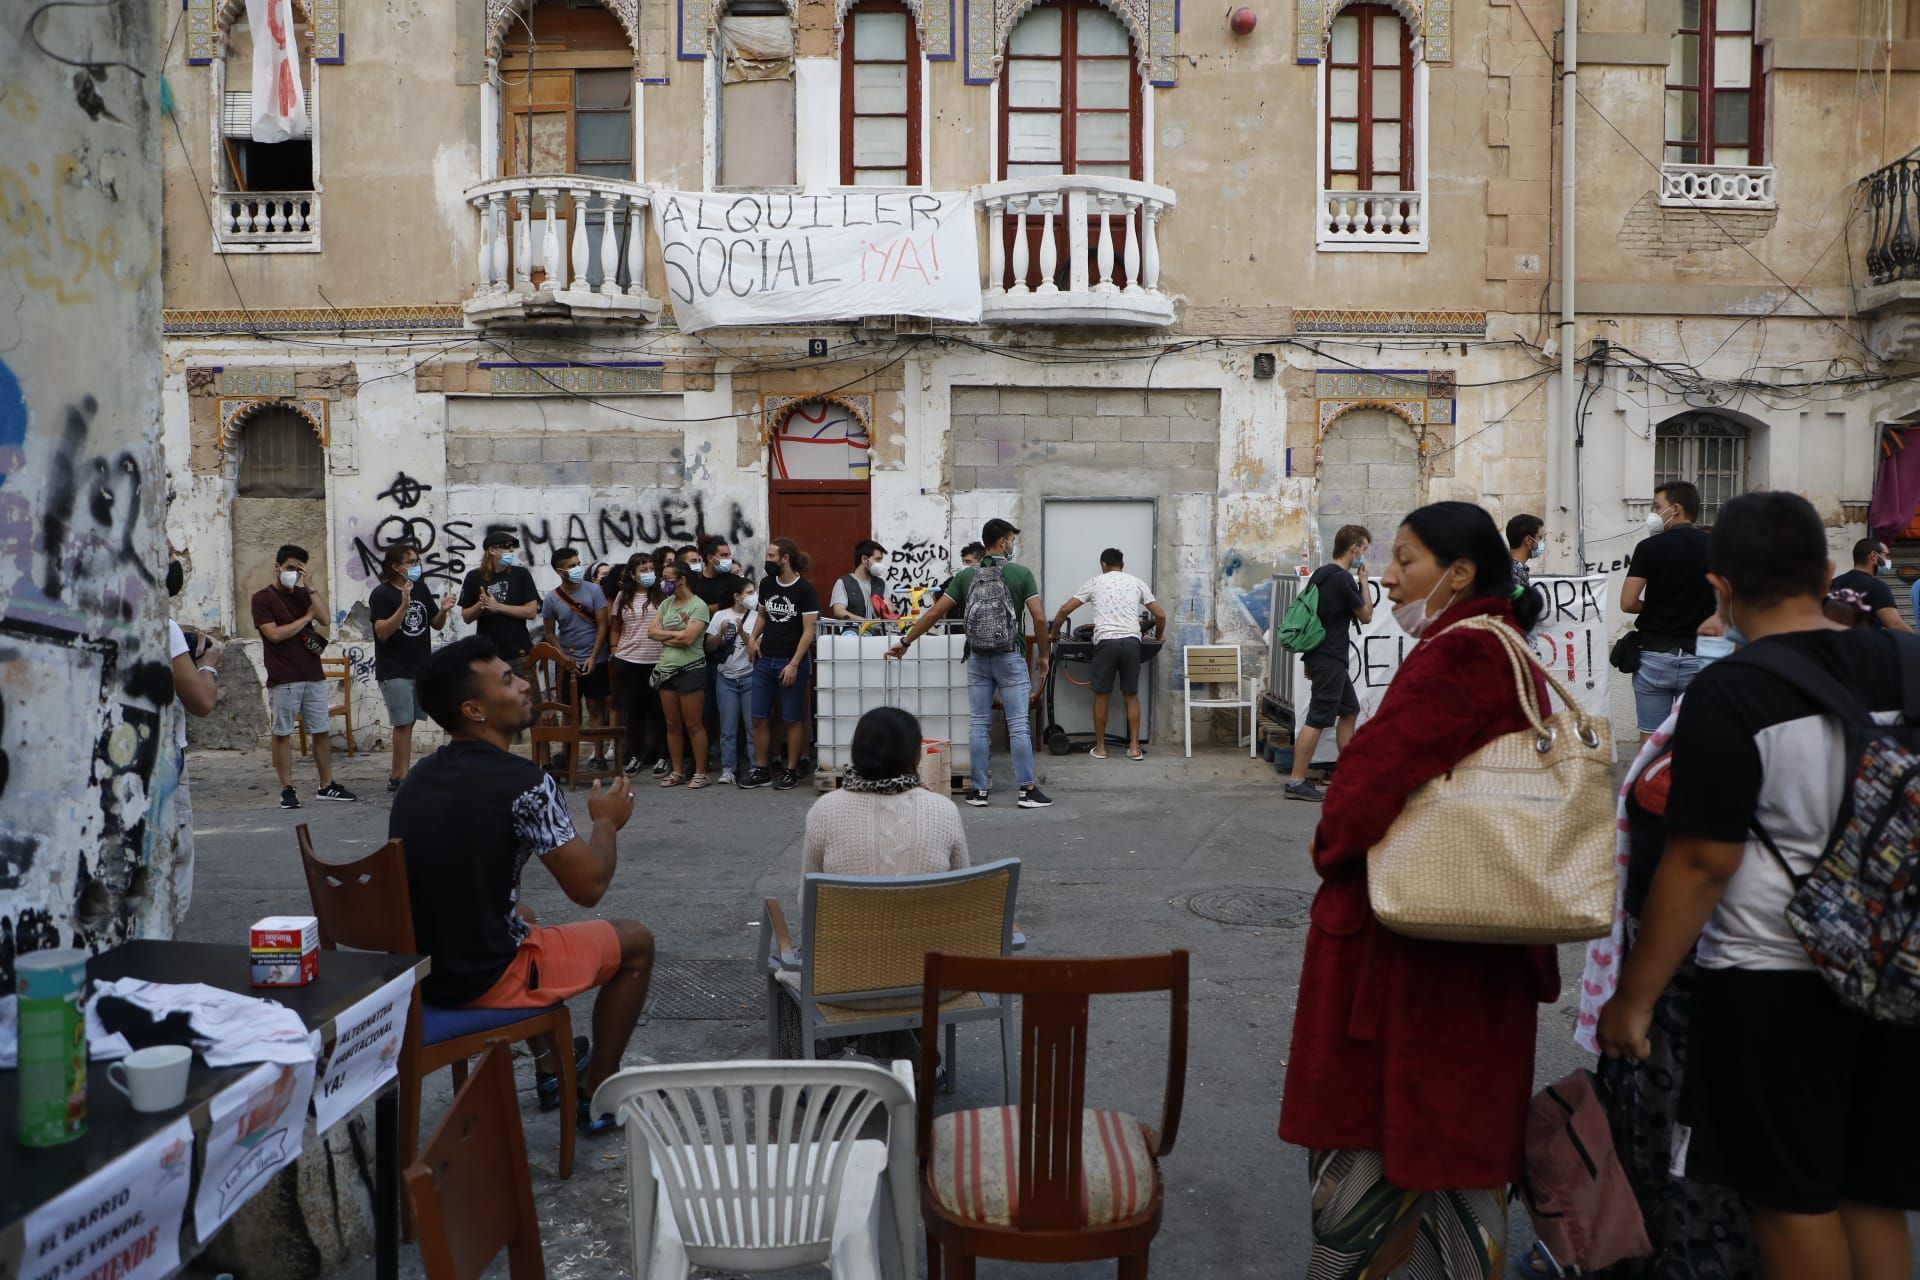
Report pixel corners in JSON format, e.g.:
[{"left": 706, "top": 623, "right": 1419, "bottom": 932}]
[{"left": 1050, "top": 548, "right": 1168, "bottom": 761}]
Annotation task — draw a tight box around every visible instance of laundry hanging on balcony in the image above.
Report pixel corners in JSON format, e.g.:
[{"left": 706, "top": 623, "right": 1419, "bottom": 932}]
[
  {"left": 243, "top": 0, "right": 308, "bottom": 143},
  {"left": 651, "top": 190, "right": 982, "bottom": 331}
]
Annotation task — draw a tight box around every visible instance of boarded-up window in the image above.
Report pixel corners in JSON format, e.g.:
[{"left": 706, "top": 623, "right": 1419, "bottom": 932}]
[
  {"left": 718, "top": 0, "right": 797, "bottom": 186},
  {"left": 237, "top": 408, "right": 326, "bottom": 497}
]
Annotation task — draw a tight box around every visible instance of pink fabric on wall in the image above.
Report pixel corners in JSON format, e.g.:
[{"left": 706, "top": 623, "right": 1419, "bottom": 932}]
[{"left": 1870, "top": 429, "right": 1920, "bottom": 544}]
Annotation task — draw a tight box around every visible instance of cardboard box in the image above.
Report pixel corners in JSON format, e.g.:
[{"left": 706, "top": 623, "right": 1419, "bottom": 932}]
[{"left": 250, "top": 915, "right": 319, "bottom": 987}]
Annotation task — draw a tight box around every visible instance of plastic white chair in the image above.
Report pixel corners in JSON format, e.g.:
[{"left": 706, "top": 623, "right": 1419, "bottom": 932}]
[
  {"left": 1181, "top": 644, "right": 1259, "bottom": 757},
  {"left": 590, "top": 1059, "right": 917, "bottom": 1280}
]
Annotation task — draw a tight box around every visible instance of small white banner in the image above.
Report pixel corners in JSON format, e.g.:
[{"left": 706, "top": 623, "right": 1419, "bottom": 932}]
[
  {"left": 21, "top": 1115, "right": 194, "bottom": 1280},
  {"left": 652, "top": 190, "right": 982, "bottom": 331},
  {"left": 242, "top": 0, "right": 309, "bottom": 142},
  {"left": 194, "top": 1059, "right": 317, "bottom": 1241},
  {"left": 311, "top": 970, "right": 414, "bottom": 1135}
]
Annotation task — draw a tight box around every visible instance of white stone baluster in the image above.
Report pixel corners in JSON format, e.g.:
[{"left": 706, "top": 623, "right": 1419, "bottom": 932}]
[
  {"left": 1121, "top": 197, "right": 1142, "bottom": 294},
  {"left": 489, "top": 193, "right": 510, "bottom": 293},
  {"left": 251, "top": 200, "right": 268, "bottom": 234},
  {"left": 986, "top": 197, "right": 1006, "bottom": 295},
  {"left": 219, "top": 197, "right": 235, "bottom": 235},
  {"left": 598, "top": 197, "right": 621, "bottom": 296},
  {"left": 1140, "top": 201, "right": 1162, "bottom": 292},
  {"left": 541, "top": 188, "right": 565, "bottom": 291},
  {"left": 1405, "top": 194, "right": 1423, "bottom": 239},
  {"left": 625, "top": 194, "right": 648, "bottom": 296},
  {"left": 514, "top": 199, "right": 533, "bottom": 290},
  {"left": 1009, "top": 196, "right": 1031, "bottom": 295},
  {"left": 569, "top": 192, "right": 590, "bottom": 292},
  {"left": 1035, "top": 194, "right": 1059, "bottom": 294},
  {"left": 1094, "top": 193, "right": 1117, "bottom": 293}
]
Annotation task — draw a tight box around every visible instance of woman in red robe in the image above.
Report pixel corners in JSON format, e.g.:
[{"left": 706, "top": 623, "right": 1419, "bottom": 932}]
[{"left": 1279, "top": 501, "right": 1562, "bottom": 1278}]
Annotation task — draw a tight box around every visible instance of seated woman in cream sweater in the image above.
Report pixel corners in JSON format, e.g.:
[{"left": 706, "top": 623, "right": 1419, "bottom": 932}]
[{"left": 802, "top": 707, "right": 969, "bottom": 882}]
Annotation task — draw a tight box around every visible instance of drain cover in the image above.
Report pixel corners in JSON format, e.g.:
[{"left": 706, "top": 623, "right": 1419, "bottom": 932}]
[
  {"left": 647, "top": 958, "right": 765, "bottom": 1020},
  {"left": 1185, "top": 887, "right": 1313, "bottom": 929}
]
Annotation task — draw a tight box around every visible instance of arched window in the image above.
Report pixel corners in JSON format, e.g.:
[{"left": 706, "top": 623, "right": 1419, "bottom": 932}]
[
  {"left": 1655, "top": 412, "right": 1748, "bottom": 523},
  {"left": 1324, "top": 4, "right": 1411, "bottom": 192},
  {"left": 841, "top": 3, "right": 921, "bottom": 185},
  {"left": 1664, "top": 0, "right": 1763, "bottom": 167},
  {"left": 214, "top": 1, "right": 319, "bottom": 249},
  {"left": 998, "top": 0, "right": 1140, "bottom": 180},
  {"left": 499, "top": 1, "right": 635, "bottom": 180},
  {"left": 237, "top": 408, "right": 326, "bottom": 497}
]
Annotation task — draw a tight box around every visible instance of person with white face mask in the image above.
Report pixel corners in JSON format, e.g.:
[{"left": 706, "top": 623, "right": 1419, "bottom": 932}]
[
  {"left": 1505, "top": 513, "right": 1545, "bottom": 588},
  {"left": 1621, "top": 481, "right": 1719, "bottom": 740},
  {"left": 1829, "top": 538, "right": 1914, "bottom": 633},
  {"left": 609, "top": 552, "right": 669, "bottom": 775},
  {"left": 251, "top": 543, "right": 355, "bottom": 807},
  {"left": 705, "top": 578, "right": 763, "bottom": 784},
  {"left": 830, "top": 538, "right": 893, "bottom": 620}
]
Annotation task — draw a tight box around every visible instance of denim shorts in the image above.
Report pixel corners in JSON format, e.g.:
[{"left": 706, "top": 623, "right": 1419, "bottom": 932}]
[
  {"left": 270, "top": 680, "right": 331, "bottom": 737},
  {"left": 1631, "top": 648, "right": 1707, "bottom": 732},
  {"left": 380, "top": 678, "right": 417, "bottom": 728},
  {"left": 750, "top": 655, "right": 810, "bottom": 722}
]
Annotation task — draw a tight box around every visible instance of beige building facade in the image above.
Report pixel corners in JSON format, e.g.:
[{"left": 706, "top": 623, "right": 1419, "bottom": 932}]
[{"left": 157, "top": 0, "right": 1920, "bottom": 745}]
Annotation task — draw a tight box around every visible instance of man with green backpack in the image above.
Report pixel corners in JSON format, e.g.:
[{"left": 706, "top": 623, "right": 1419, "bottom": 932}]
[{"left": 1278, "top": 524, "right": 1374, "bottom": 801}]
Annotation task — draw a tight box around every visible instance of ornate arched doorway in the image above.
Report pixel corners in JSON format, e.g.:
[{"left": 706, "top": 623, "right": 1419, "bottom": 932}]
[
  {"left": 227, "top": 402, "right": 328, "bottom": 637},
  {"left": 1316, "top": 405, "right": 1422, "bottom": 558},
  {"left": 766, "top": 397, "right": 872, "bottom": 605}
]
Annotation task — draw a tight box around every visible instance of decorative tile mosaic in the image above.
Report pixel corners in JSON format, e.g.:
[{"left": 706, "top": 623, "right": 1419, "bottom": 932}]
[
  {"left": 968, "top": 0, "right": 1172, "bottom": 85},
  {"left": 1312, "top": 368, "right": 1454, "bottom": 446},
  {"left": 1426, "top": 369, "right": 1456, "bottom": 398},
  {"left": 164, "top": 306, "right": 464, "bottom": 334},
  {"left": 834, "top": 0, "right": 953, "bottom": 57},
  {"left": 187, "top": 0, "right": 217, "bottom": 63},
  {"left": 217, "top": 397, "right": 330, "bottom": 450},
  {"left": 1294, "top": 308, "right": 1486, "bottom": 336},
  {"left": 762, "top": 393, "right": 874, "bottom": 444},
  {"left": 217, "top": 370, "right": 297, "bottom": 398},
  {"left": 311, "top": 0, "right": 343, "bottom": 61},
  {"left": 482, "top": 362, "right": 667, "bottom": 394},
  {"left": 191, "top": 0, "right": 341, "bottom": 63},
  {"left": 1295, "top": 0, "right": 1441, "bottom": 65}
]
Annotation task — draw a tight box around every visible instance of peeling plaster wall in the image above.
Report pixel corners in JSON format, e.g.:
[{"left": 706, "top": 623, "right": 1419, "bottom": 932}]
[{"left": 0, "top": 2, "right": 177, "bottom": 985}]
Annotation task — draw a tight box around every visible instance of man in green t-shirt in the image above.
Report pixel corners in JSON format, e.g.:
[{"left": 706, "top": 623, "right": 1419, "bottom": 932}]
[{"left": 887, "top": 518, "right": 1052, "bottom": 809}]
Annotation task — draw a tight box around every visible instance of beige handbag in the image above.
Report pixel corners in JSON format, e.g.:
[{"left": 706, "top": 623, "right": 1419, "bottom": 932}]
[{"left": 1366, "top": 614, "right": 1616, "bottom": 944}]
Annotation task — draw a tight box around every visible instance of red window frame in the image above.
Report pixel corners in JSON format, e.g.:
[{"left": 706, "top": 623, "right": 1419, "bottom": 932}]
[
  {"left": 840, "top": 2, "right": 922, "bottom": 186},
  {"left": 1322, "top": 4, "right": 1413, "bottom": 192},
  {"left": 1663, "top": 0, "right": 1765, "bottom": 166},
  {"left": 996, "top": 0, "right": 1142, "bottom": 181}
]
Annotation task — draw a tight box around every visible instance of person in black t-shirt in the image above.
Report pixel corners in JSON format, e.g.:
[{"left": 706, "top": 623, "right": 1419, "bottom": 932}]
[
  {"left": 1287, "top": 524, "right": 1374, "bottom": 803},
  {"left": 1829, "top": 538, "right": 1913, "bottom": 632},
  {"left": 370, "top": 542, "right": 453, "bottom": 791},
  {"left": 1598, "top": 491, "right": 1920, "bottom": 1274},
  {"left": 1622, "top": 480, "right": 1718, "bottom": 737},
  {"left": 686, "top": 534, "right": 747, "bottom": 611},
  {"left": 394, "top": 635, "right": 653, "bottom": 1132},
  {"left": 458, "top": 530, "right": 540, "bottom": 664},
  {"left": 744, "top": 537, "right": 821, "bottom": 791}
]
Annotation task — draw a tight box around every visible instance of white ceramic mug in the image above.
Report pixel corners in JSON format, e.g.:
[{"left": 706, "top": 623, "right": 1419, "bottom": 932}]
[{"left": 106, "top": 1045, "right": 193, "bottom": 1113}]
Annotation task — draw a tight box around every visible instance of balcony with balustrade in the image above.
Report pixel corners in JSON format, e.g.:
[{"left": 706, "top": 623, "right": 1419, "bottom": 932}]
[
  {"left": 464, "top": 175, "right": 661, "bottom": 328},
  {"left": 976, "top": 176, "right": 1177, "bottom": 328},
  {"left": 213, "top": 191, "right": 320, "bottom": 251},
  {"left": 1857, "top": 156, "right": 1920, "bottom": 362},
  {"left": 1316, "top": 190, "right": 1425, "bottom": 251}
]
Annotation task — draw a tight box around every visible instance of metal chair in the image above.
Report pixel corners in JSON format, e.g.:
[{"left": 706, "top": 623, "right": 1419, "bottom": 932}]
[
  {"left": 406, "top": 1042, "right": 547, "bottom": 1280},
  {"left": 590, "top": 1059, "right": 917, "bottom": 1279},
  {"left": 1180, "top": 644, "right": 1258, "bottom": 758},
  {"left": 760, "top": 859, "right": 1021, "bottom": 1099}
]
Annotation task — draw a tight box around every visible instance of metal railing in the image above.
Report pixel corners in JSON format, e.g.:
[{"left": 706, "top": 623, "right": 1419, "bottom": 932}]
[{"left": 1863, "top": 156, "right": 1920, "bottom": 287}]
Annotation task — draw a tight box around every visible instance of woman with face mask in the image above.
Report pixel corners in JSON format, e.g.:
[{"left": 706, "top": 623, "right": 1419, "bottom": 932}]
[
  {"left": 1278, "top": 501, "right": 1560, "bottom": 1280},
  {"left": 648, "top": 563, "right": 712, "bottom": 789},
  {"left": 608, "top": 552, "right": 668, "bottom": 775}
]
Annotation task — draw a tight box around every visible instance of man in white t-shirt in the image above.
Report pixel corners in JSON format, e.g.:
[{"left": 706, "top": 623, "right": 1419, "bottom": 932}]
[
  {"left": 1050, "top": 549, "right": 1167, "bottom": 760},
  {"left": 166, "top": 558, "right": 223, "bottom": 928}
]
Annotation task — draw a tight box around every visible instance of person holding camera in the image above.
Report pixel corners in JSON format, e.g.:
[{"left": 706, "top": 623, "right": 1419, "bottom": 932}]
[{"left": 251, "top": 543, "right": 356, "bottom": 808}]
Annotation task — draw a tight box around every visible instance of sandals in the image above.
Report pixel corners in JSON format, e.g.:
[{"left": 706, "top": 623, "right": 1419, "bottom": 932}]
[
  {"left": 659, "top": 772, "right": 686, "bottom": 788},
  {"left": 1090, "top": 748, "right": 1108, "bottom": 760},
  {"left": 1128, "top": 747, "right": 1146, "bottom": 761},
  {"left": 688, "top": 773, "right": 711, "bottom": 790}
]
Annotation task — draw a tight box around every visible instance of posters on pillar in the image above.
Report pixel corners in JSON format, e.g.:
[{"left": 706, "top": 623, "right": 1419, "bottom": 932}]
[
  {"left": 1292, "top": 575, "right": 1613, "bottom": 748},
  {"left": 194, "top": 1058, "right": 317, "bottom": 1240},
  {"left": 20, "top": 1115, "right": 193, "bottom": 1280},
  {"left": 311, "top": 970, "right": 414, "bottom": 1134},
  {"left": 652, "top": 191, "right": 981, "bottom": 331}
]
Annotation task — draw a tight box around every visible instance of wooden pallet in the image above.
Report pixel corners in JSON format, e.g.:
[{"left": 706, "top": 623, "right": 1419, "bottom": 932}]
[{"left": 813, "top": 767, "right": 968, "bottom": 796}]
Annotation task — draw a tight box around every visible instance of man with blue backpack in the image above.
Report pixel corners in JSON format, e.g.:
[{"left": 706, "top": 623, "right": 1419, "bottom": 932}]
[
  {"left": 887, "top": 518, "right": 1052, "bottom": 809},
  {"left": 1599, "top": 491, "right": 1920, "bottom": 1280}
]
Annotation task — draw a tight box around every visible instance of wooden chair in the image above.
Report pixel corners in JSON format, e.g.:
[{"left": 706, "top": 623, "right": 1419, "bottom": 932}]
[
  {"left": 526, "top": 642, "right": 620, "bottom": 788},
  {"left": 760, "top": 860, "right": 1022, "bottom": 1098},
  {"left": 297, "top": 655, "right": 357, "bottom": 757},
  {"left": 406, "top": 1042, "right": 547, "bottom": 1280},
  {"left": 916, "top": 951, "right": 1189, "bottom": 1279},
  {"left": 295, "top": 826, "right": 578, "bottom": 1200},
  {"left": 1180, "top": 644, "right": 1258, "bottom": 758}
]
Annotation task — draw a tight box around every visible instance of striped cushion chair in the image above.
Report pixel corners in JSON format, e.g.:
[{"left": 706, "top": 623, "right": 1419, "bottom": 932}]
[{"left": 915, "top": 951, "right": 1189, "bottom": 1279}]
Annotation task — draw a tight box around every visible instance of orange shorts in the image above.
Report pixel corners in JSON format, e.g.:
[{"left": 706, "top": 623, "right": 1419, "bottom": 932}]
[{"left": 465, "top": 921, "right": 622, "bottom": 1010}]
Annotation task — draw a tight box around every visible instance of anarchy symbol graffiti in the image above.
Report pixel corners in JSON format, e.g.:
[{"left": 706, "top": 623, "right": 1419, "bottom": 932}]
[{"left": 375, "top": 471, "right": 432, "bottom": 509}]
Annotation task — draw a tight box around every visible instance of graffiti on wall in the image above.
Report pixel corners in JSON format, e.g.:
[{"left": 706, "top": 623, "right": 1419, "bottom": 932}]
[
  {"left": 509, "top": 494, "right": 755, "bottom": 564},
  {"left": 343, "top": 472, "right": 474, "bottom": 588},
  {"left": 887, "top": 537, "right": 949, "bottom": 612}
]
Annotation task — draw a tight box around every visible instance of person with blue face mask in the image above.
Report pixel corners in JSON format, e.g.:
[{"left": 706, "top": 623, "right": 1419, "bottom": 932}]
[
  {"left": 542, "top": 546, "right": 614, "bottom": 771},
  {"left": 460, "top": 529, "right": 541, "bottom": 667},
  {"left": 372, "top": 541, "right": 455, "bottom": 791},
  {"left": 1829, "top": 538, "right": 1915, "bottom": 633},
  {"left": 1505, "top": 512, "right": 1545, "bottom": 588}
]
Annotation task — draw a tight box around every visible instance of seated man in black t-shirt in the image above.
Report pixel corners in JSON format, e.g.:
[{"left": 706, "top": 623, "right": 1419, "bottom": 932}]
[
  {"left": 1829, "top": 538, "right": 1914, "bottom": 632},
  {"left": 1599, "top": 492, "right": 1920, "bottom": 1278},
  {"left": 392, "top": 635, "right": 652, "bottom": 1131}
]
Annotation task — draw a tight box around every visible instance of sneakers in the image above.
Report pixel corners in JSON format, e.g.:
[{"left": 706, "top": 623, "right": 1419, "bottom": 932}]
[
  {"left": 719, "top": 769, "right": 737, "bottom": 786},
  {"left": 535, "top": 1036, "right": 590, "bottom": 1112},
  {"left": 623, "top": 756, "right": 643, "bottom": 775},
  {"left": 387, "top": 777, "right": 402, "bottom": 794},
  {"left": 773, "top": 769, "right": 799, "bottom": 791},
  {"left": 652, "top": 758, "right": 671, "bottom": 777},
  {"left": 577, "top": 1094, "right": 617, "bottom": 1136},
  {"left": 1017, "top": 786, "right": 1054, "bottom": 809},
  {"left": 964, "top": 789, "right": 990, "bottom": 808},
  {"left": 315, "top": 781, "right": 359, "bottom": 802},
  {"left": 739, "top": 767, "right": 772, "bottom": 790},
  {"left": 279, "top": 786, "right": 301, "bottom": 810},
  {"left": 1285, "top": 779, "right": 1326, "bottom": 803},
  {"left": 586, "top": 754, "right": 608, "bottom": 773}
]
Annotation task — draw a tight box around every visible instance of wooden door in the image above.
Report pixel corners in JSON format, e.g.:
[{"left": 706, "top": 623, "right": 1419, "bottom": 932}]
[{"left": 768, "top": 483, "right": 871, "bottom": 608}]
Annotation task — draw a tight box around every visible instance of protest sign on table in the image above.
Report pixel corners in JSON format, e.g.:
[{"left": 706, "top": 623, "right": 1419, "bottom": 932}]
[
  {"left": 21, "top": 1116, "right": 193, "bottom": 1280},
  {"left": 311, "top": 970, "right": 413, "bottom": 1134}
]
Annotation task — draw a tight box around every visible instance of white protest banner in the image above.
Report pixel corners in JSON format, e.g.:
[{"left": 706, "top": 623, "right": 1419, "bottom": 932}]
[
  {"left": 1292, "top": 575, "right": 1613, "bottom": 744},
  {"left": 21, "top": 1115, "right": 193, "bottom": 1280},
  {"left": 652, "top": 191, "right": 981, "bottom": 331},
  {"left": 194, "top": 1059, "right": 317, "bottom": 1240},
  {"left": 311, "top": 970, "right": 414, "bottom": 1134}
]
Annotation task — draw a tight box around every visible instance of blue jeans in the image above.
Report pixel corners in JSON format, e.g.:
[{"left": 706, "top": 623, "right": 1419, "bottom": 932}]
[
  {"left": 967, "top": 651, "right": 1036, "bottom": 793},
  {"left": 715, "top": 669, "right": 758, "bottom": 772},
  {"left": 1632, "top": 648, "right": 1707, "bottom": 732}
]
